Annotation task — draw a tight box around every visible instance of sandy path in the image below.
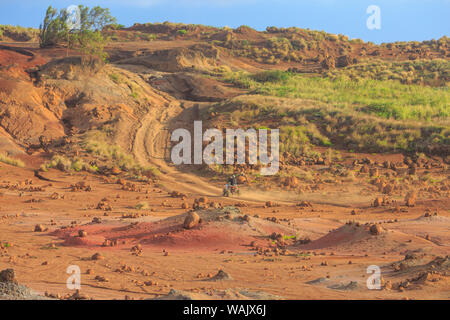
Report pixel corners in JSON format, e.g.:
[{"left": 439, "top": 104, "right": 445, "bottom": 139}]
[
  {"left": 132, "top": 100, "right": 224, "bottom": 197},
  {"left": 130, "top": 98, "right": 368, "bottom": 207}
]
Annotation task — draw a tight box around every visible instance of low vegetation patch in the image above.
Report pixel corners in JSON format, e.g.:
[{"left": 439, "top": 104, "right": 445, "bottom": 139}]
[
  {"left": 222, "top": 70, "right": 449, "bottom": 121},
  {"left": 0, "top": 25, "right": 38, "bottom": 41},
  {"left": 81, "top": 130, "right": 159, "bottom": 177},
  {"left": 0, "top": 153, "right": 25, "bottom": 168},
  {"left": 326, "top": 59, "right": 450, "bottom": 87},
  {"left": 135, "top": 201, "right": 150, "bottom": 210},
  {"left": 40, "top": 155, "right": 98, "bottom": 173},
  {"left": 203, "top": 95, "right": 449, "bottom": 156}
]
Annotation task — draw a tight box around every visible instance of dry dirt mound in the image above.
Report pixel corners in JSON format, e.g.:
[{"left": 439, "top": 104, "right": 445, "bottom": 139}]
[
  {"left": 296, "top": 221, "right": 437, "bottom": 253},
  {"left": 206, "top": 269, "right": 233, "bottom": 281},
  {"left": 147, "top": 73, "right": 242, "bottom": 102},
  {"left": 389, "top": 214, "right": 450, "bottom": 247},
  {"left": 117, "top": 46, "right": 219, "bottom": 73},
  {"left": 296, "top": 222, "right": 377, "bottom": 250},
  {"left": 414, "top": 215, "right": 450, "bottom": 223},
  {"left": 51, "top": 207, "right": 297, "bottom": 251},
  {"left": 386, "top": 255, "right": 450, "bottom": 292},
  {"left": 151, "top": 288, "right": 283, "bottom": 300},
  {"left": 0, "top": 66, "right": 64, "bottom": 145},
  {"left": 0, "top": 55, "right": 172, "bottom": 149},
  {"left": 391, "top": 254, "right": 449, "bottom": 275}
]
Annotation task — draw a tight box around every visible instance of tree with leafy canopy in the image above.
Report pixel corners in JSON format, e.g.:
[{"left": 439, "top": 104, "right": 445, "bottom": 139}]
[
  {"left": 39, "top": 5, "right": 116, "bottom": 61},
  {"left": 39, "top": 6, "right": 69, "bottom": 47}
]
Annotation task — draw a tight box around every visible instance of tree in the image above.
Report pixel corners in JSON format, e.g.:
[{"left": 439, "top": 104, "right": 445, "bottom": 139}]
[
  {"left": 39, "top": 6, "right": 69, "bottom": 47},
  {"left": 39, "top": 5, "right": 116, "bottom": 61},
  {"left": 77, "top": 6, "right": 116, "bottom": 32}
]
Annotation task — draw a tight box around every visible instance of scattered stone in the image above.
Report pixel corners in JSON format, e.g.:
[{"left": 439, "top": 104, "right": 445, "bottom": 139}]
[
  {"left": 97, "top": 198, "right": 112, "bottom": 211},
  {"left": 383, "top": 184, "right": 394, "bottom": 195},
  {"left": 265, "top": 201, "right": 278, "bottom": 208},
  {"left": 207, "top": 269, "right": 232, "bottom": 281},
  {"left": 360, "top": 165, "right": 369, "bottom": 173},
  {"left": 34, "top": 224, "right": 45, "bottom": 232},
  {"left": 92, "top": 217, "right": 102, "bottom": 224},
  {"left": 78, "top": 230, "right": 87, "bottom": 238},
  {"left": 383, "top": 281, "right": 392, "bottom": 290},
  {"left": 405, "top": 191, "right": 417, "bottom": 207},
  {"left": 111, "top": 166, "right": 121, "bottom": 175},
  {"left": 373, "top": 197, "right": 383, "bottom": 207},
  {"left": 0, "top": 269, "right": 16, "bottom": 283},
  {"left": 369, "top": 224, "right": 383, "bottom": 235},
  {"left": 131, "top": 244, "right": 143, "bottom": 256},
  {"left": 183, "top": 212, "right": 200, "bottom": 229},
  {"left": 91, "top": 253, "right": 104, "bottom": 261},
  {"left": 94, "top": 275, "right": 109, "bottom": 282},
  {"left": 197, "top": 197, "right": 208, "bottom": 204},
  {"left": 67, "top": 289, "right": 90, "bottom": 300},
  {"left": 296, "top": 201, "right": 312, "bottom": 208},
  {"left": 369, "top": 168, "right": 379, "bottom": 177}
]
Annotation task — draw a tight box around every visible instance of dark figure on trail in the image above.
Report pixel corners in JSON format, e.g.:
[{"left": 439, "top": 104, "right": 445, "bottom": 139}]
[
  {"left": 223, "top": 174, "right": 242, "bottom": 197},
  {"left": 228, "top": 174, "right": 237, "bottom": 187}
]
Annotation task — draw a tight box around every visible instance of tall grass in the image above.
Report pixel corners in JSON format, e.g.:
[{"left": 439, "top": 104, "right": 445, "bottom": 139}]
[
  {"left": 0, "top": 25, "right": 38, "bottom": 41},
  {"left": 82, "top": 130, "right": 159, "bottom": 176},
  {"left": 204, "top": 95, "right": 449, "bottom": 155},
  {"left": 223, "top": 71, "right": 449, "bottom": 122},
  {"left": 0, "top": 153, "right": 25, "bottom": 167},
  {"left": 327, "top": 59, "right": 450, "bottom": 87},
  {"left": 40, "top": 155, "right": 98, "bottom": 173},
  {"left": 82, "top": 130, "right": 139, "bottom": 171}
]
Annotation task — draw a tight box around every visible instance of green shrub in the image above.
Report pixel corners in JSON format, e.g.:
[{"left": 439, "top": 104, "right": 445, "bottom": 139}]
[
  {"left": 252, "top": 70, "right": 290, "bottom": 83},
  {"left": 135, "top": 202, "right": 149, "bottom": 210}
]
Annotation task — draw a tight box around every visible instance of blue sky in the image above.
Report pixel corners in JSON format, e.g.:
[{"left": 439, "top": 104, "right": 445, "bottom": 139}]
[{"left": 1, "top": 0, "right": 448, "bottom": 43}]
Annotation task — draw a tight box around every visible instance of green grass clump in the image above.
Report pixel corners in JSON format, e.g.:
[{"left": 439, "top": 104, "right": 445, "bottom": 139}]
[
  {"left": 109, "top": 73, "right": 122, "bottom": 83},
  {"left": 135, "top": 201, "right": 149, "bottom": 210},
  {"left": 279, "top": 125, "right": 331, "bottom": 156},
  {"left": 0, "top": 153, "right": 25, "bottom": 167},
  {"left": 252, "top": 70, "right": 290, "bottom": 83},
  {"left": 40, "top": 155, "right": 95, "bottom": 173}
]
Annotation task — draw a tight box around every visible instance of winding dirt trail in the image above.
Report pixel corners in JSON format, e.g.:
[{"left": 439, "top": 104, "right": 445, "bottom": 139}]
[
  {"left": 131, "top": 99, "right": 302, "bottom": 204},
  {"left": 130, "top": 97, "right": 361, "bottom": 207},
  {"left": 132, "top": 100, "right": 225, "bottom": 197}
]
